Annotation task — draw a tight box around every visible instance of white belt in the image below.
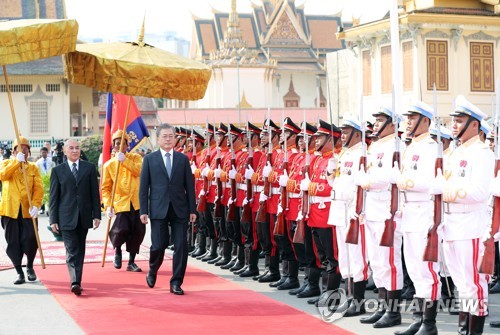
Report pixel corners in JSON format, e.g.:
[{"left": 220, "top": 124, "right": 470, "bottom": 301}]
[
  {"left": 310, "top": 196, "right": 331, "bottom": 204},
  {"left": 271, "top": 187, "right": 281, "bottom": 195},
  {"left": 288, "top": 193, "right": 301, "bottom": 199},
  {"left": 402, "top": 192, "right": 431, "bottom": 202},
  {"left": 237, "top": 184, "right": 247, "bottom": 191},
  {"left": 254, "top": 186, "right": 264, "bottom": 193},
  {"left": 444, "top": 202, "right": 486, "bottom": 214}
]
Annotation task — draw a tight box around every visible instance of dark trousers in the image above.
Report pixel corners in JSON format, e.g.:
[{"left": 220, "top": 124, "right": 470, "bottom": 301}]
[
  {"left": 150, "top": 206, "right": 188, "bottom": 286},
  {"left": 226, "top": 208, "right": 243, "bottom": 247},
  {"left": 61, "top": 218, "right": 88, "bottom": 286},
  {"left": 275, "top": 219, "right": 296, "bottom": 262},
  {"left": 1, "top": 212, "right": 38, "bottom": 267},
  {"left": 311, "top": 227, "right": 339, "bottom": 273},
  {"left": 256, "top": 213, "right": 278, "bottom": 257},
  {"left": 109, "top": 208, "right": 146, "bottom": 254},
  {"left": 203, "top": 203, "right": 217, "bottom": 239}
]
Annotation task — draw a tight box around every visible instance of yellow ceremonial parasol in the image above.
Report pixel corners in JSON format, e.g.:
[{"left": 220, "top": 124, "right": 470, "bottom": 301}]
[
  {"left": 64, "top": 20, "right": 212, "bottom": 266},
  {"left": 0, "top": 18, "right": 79, "bottom": 269}
]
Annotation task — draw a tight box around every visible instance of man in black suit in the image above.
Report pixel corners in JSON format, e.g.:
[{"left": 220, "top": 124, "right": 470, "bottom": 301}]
[
  {"left": 140, "top": 123, "right": 196, "bottom": 295},
  {"left": 49, "top": 139, "right": 101, "bottom": 296}
]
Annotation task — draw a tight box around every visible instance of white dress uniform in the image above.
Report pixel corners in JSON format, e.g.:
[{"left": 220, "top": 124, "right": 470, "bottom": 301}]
[
  {"left": 329, "top": 141, "right": 369, "bottom": 283},
  {"left": 399, "top": 131, "right": 441, "bottom": 300},
  {"left": 441, "top": 96, "right": 494, "bottom": 318},
  {"left": 364, "top": 132, "right": 404, "bottom": 291}
]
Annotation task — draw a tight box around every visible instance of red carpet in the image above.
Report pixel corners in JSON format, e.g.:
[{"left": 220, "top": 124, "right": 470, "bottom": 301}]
[{"left": 37, "top": 259, "right": 354, "bottom": 335}]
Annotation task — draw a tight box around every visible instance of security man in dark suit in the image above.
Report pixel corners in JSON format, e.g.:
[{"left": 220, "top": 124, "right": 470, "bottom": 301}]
[
  {"left": 140, "top": 123, "right": 197, "bottom": 295},
  {"left": 49, "top": 139, "right": 101, "bottom": 296}
]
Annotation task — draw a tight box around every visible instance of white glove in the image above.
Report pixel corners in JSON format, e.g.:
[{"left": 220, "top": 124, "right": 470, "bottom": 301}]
[
  {"left": 356, "top": 164, "right": 369, "bottom": 188},
  {"left": 16, "top": 152, "right": 25, "bottom": 163},
  {"left": 259, "top": 192, "right": 268, "bottom": 202},
  {"left": 300, "top": 178, "right": 310, "bottom": 191},
  {"left": 428, "top": 168, "right": 445, "bottom": 195},
  {"left": 490, "top": 175, "right": 500, "bottom": 197},
  {"left": 201, "top": 163, "right": 210, "bottom": 177},
  {"left": 495, "top": 231, "right": 500, "bottom": 242},
  {"left": 106, "top": 207, "right": 115, "bottom": 219},
  {"left": 389, "top": 161, "right": 401, "bottom": 184},
  {"left": 229, "top": 165, "right": 237, "bottom": 179},
  {"left": 29, "top": 206, "right": 39, "bottom": 218},
  {"left": 116, "top": 152, "right": 125, "bottom": 162},
  {"left": 296, "top": 211, "right": 303, "bottom": 221},
  {"left": 263, "top": 162, "right": 272, "bottom": 178},
  {"left": 214, "top": 165, "right": 222, "bottom": 178},
  {"left": 191, "top": 162, "right": 197, "bottom": 175},
  {"left": 279, "top": 170, "right": 289, "bottom": 187},
  {"left": 348, "top": 208, "right": 358, "bottom": 221},
  {"left": 242, "top": 197, "right": 249, "bottom": 206},
  {"left": 198, "top": 189, "right": 205, "bottom": 197},
  {"left": 482, "top": 230, "right": 500, "bottom": 243},
  {"left": 326, "top": 157, "right": 338, "bottom": 174},
  {"left": 277, "top": 203, "right": 283, "bottom": 215},
  {"left": 245, "top": 165, "right": 254, "bottom": 180}
]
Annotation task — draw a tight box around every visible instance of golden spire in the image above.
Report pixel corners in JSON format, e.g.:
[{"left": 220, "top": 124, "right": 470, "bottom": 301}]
[{"left": 222, "top": 0, "right": 245, "bottom": 50}]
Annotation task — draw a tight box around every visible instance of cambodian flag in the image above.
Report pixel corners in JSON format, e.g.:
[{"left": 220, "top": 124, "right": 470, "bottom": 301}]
[{"left": 102, "top": 93, "right": 149, "bottom": 165}]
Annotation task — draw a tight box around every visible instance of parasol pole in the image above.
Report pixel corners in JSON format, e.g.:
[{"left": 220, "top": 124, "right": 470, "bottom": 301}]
[
  {"left": 2, "top": 65, "right": 45, "bottom": 268},
  {"left": 101, "top": 95, "right": 133, "bottom": 267}
]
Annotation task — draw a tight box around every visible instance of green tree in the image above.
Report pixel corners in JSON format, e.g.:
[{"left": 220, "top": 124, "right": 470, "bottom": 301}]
[{"left": 80, "top": 135, "right": 103, "bottom": 170}]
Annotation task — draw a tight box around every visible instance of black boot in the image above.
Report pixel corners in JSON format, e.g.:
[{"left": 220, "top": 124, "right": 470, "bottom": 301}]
[
  {"left": 191, "top": 234, "right": 207, "bottom": 257},
  {"left": 394, "top": 298, "right": 423, "bottom": 335},
  {"left": 253, "top": 255, "right": 270, "bottom": 280},
  {"left": 277, "top": 260, "right": 300, "bottom": 290},
  {"left": 297, "top": 267, "right": 321, "bottom": 298},
  {"left": 458, "top": 312, "right": 469, "bottom": 335},
  {"left": 270, "top": 260, "right": 288, "bottom": 287},
  {"left": 240, "top": 249, "right": 260, "bottom": 277},
  {"left": 114, "top": 248, "right": 122, "bottom": 269},
  {"left": 221, "top": 256, "right": 237, "bottom": 269},
  {"left": 344, "top": 280, "right": 367, "bottom": 317},
  {"left": 360, "top": 287, "right": 387, "bottom": 324},
  {"left": 316, "top": 272, "right": 342, "bottom": 307},
  {"left": 201, "top": 238, "right": 218, "bottom": 262},
  {"left": 214, "top": 241, "right": 232, "bottom": 266},
  {"left": 289, "top": 267, "right": 309, "bottom": 295},
  {"left": 441, "top": 276, "right": 459, "bottom": 315},
  {"left": 229, "top": 246, "right": 246, "bottom": 272},
  {"left": 414, "top": 300, "right": 438, "bottom": 335},
  {"left": 469, "top": 315, "right": 485, "bottom": 335},
  {"left": 258, "top": 256, "right": 280, "bottom": 283},
  {"left": 373, "top": 289, "right": 402, "bottom": 328}
]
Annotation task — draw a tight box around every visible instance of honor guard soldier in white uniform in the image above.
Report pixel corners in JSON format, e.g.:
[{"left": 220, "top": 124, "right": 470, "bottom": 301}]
[
  {"left": 327, "top": 116, "right": 370, "bottom": 317},
  {"left": 358, "top": 107, "right": 404, "bottom": 329},
  {"left": 394, "top": 101, "right": 441, "bottom": 335},
  {"left": 429, "top": 95, "right": 494, "bottom": 335}
]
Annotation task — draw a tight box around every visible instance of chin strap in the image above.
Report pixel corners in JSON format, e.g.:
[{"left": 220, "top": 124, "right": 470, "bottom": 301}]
[
  {"left": 454, "top": 116, "right": 474, "bottom": 141},
  {"left": 408, "top": 115, "right": 425, "bottom": 138},
  {"left": 344, "top": 129, "right": 357, "bottom": 147},
  {"left": 372, "top": 117, "right": 393, "bottom": 137},
  {"left": 318, "top": 135, "right": 332, "bottom": 152}
]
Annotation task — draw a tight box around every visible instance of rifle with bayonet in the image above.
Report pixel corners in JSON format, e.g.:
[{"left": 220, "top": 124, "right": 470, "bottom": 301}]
[
  {"left": 226, "top": 125, "right": 238, "bottom": 222},
  {"left": 241, "top": 118, "right": 253, "bottom": 224},
  {"left": 196, "top": 119, "right": 210, "bottom": 213},
  {"left": 214, "top": 127, "right": 224, "bottom": 219},
  {"left": 275, "top": 113, "right": 288, "bottom": 236},
  {"left": 256, "top": 116, "right": 272, "bottom": 224},
  {"left": 293, "top": 112, "right": 310, "bottom": 244}
]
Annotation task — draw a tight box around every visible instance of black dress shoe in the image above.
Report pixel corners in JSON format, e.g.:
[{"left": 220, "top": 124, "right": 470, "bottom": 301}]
[
  {"left": 489, "top": 281, "right": 500, "bottom": 294},
  {"left": 269, "top": 276, "right": 287, "bottom": 288},
  {"left": 13, "top": 274, "right": 25, "bottom": 285},
  {"left": 207, "top": 255, "right": 222, "bottom": 264},
  {"left": 239, "top": 268, "right": 259, "bottom": 277},
  {"left": 253, "top": 270, "right": 269, "bottom": 281},
  {"left": 126, "top": 263, "right": 142, "bottom": 272},
  {"left": 372, "top": 311, "right": 401, "bottom": 328},
  {"left": 258, "top": 273, "right": 280, "bottom": 283},
  {"left": 234, "top": 265, "right": 248, "bottom": 275},
  {"left": 307, "top": 296, "right": 320, "bottom": 305},
  {"left": 214, "top": 257, "right": 231, "bottom": 267},
  {"left": 191, "top": 248, "right": 206, "bottom": 258},
  {"left": 277, "top": 278, "right": 300, "bottom": 290},
  {"left": 220, "top": 258, "right": 237, "bottom": 269},
  {"left": 71, "top": 284, "right": 82, "bottom": 296},
  {"left": 296, "top": 286, "right": 320, "bottom": 298},
  {"left": 113, "top": 252, "right": 122, "bottom": 269},
  {"left": 490, "top": 320, "right": 500, "bottom": 328},
  {"left": 146, "top": 272, "right": 157, "bottom": 288},
  {"left": 229, "top": 260, "right": 245, "bottom": 272},
  {"left": 170, "top": 284, "right": 184, "bottom": 295},
  {"left": 289, "top": 282, "right": 308, "bottom": 295},
  {"left": 26, "top": 268, "right": 37, "bottom": 281}
]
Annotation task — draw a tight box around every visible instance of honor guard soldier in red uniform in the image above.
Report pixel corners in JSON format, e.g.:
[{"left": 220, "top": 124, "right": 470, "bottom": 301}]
[
  {"left": 254, "top": 119, "right": 282, "bottom": 283},
  {"left": 394, "top": 101, "right": 442, "bottom": 335},
  {"left": 174, "top": 127, "right": 188, "bottom": 153},
  {"left": 300, "top": 119, "right": 342, "bottom": 306},
  {"left": 327, "top": 116, "right": 370, "bottom": 317},
  {"left": 218, "top": 124, "right": 248, "bottom": 272},
  {"left": 358, "top": 106, "right": 404, "bottom": 328},
  {"left": 239, "top": 122, "right": 263, "bottom": 277},
  {"left": 197, "top": 124, "right": 219, "bottom": 261},
  {"left": 0, "top": 136, "right": 43, "bottom": 284},
  {"left": 102, "top": 130, "right": 146, "bottom": 272},
  {"left": 272, "top": 117, "right": 301, "bottom": 290},
  {"left": 430, "top": 96, "right": 494, "bottom": 334}
]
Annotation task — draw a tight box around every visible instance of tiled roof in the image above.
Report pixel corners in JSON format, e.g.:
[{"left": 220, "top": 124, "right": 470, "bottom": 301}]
[
  {"left": 307, "top": 17, "right": 344, "bottom": 50},
  {"left": 412, "top": 7, "right": 498, "bottom": 16},
  {"left": 98, "top": 94, "right": 157, "bottom": 112},
  {"left": 216, "top": 13, "right": 260, "bottom": 49},
  {"left": 0, "top": 56, "right": 64, "bottom": 75}
]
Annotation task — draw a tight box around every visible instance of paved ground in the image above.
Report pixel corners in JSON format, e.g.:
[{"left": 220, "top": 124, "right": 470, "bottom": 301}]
[{"left": 0, "top": 215, "right": 498, "bottom": 334}]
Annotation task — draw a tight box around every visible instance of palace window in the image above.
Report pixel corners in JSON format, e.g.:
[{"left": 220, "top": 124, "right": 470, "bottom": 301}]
[
  {"left": 380, "top": 46, "right": 392, "bottom": 94},
  {"left": 0, "top": 84, "right": 33, "bottom": 93},
  {"left": 362, "top": 50, "right": 372, "bottom": 96},
  {"left": 402, "top": 41, "right": 413, "bottom": 92},
  {"left": 46, "top": 84, "right": 60, "bottom": 92},
  {"left": 427, "top": 40, "right": 448, "bottom": 91},
  {"left": 30, "top": 101, "right": 49, "bottom": 133},
  {"left": 470, "top": 42, "right": 494, "bottom": 92}
]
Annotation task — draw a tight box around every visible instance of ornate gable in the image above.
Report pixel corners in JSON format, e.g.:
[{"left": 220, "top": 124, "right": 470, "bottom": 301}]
[{"left": 263, "top": 1, "right": 309, "bottom": 46}]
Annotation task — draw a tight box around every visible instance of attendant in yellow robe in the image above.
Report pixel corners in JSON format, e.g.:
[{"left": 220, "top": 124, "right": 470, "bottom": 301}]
[
  {"left": 0, "top": 136, "right": 43, "bottom": 284},
  {"left": 101, "top": 130, "right": 145, "bottom": 272}
]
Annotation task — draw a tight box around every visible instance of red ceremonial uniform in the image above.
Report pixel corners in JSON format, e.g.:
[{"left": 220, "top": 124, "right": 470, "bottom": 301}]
[
  {"left": 206, "top": 147, "right": 229, "bottom": 204},
  {"left": 307, "top": 151, "right": 333, "bottom": 228}
]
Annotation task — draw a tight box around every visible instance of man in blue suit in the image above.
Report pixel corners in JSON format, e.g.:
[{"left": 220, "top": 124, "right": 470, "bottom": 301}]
[{"left": 140, "top": 123, "right": 196, "bottom": 295}]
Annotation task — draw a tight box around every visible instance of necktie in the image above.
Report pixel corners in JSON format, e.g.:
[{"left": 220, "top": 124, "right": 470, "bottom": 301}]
[
  {"left": 165, "top": 152, "right": 172, "bottom": 177},
  {"left": 72, "top": 162, "right": 78, "bottom": 179},
  {"left": 43, "top": 159, "right": 47, "bottom": 171}
]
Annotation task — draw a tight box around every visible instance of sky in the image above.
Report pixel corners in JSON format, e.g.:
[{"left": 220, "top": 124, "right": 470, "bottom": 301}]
[{"left": 65, "top": 0, "right": 391, "bottom": 42}]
